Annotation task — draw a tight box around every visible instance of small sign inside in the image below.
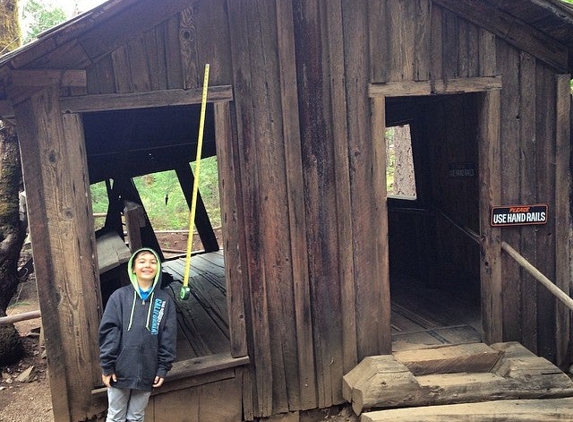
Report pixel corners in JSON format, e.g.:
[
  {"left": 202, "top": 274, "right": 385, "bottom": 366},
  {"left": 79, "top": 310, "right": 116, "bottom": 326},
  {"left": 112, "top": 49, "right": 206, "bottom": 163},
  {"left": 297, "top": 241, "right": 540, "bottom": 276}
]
[
  {"left": 491, "top": 204, "right": 548, "bottom": 227},
  {"left": 448, "top": 162, "right": 475, "bottom": 178}
]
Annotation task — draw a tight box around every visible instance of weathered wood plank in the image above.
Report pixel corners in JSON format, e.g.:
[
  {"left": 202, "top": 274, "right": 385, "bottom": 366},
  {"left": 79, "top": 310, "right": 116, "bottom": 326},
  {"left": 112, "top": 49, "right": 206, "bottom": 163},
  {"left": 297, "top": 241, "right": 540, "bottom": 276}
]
[
  {"left": 368, "top": 0, "right": 388, "bottom": 82},
  {"left": 413, "top": 0, "right": 432, "bottom": 81},
  {"left": 227, "top": 0, "right": 273, "bottom": 415},
  {"left": 111, "top": 44, "right": 132, "bottom": 93},
  {"left": 497, "top": 41, "right": 522, "bottom": 344},
  {"left": 394, "top": 343, "right": 502, "bottom": 376},
  {"left": 518, "top": 51, "right": 538, "bottom": 353},
  {"left": 369, "top": 76, "right": 502, "bottom": 97},
  {"left": 96, "top": 231, "right": 131, "bottom": 273},
  {"left": 554, "top": 74, "right": 571, "bottom": 367},
  {"left": 362, "top": 397, "right": 573, "bottom": 421},
  {"left": 433, "top": 0, "right": 569, "bottom": 71},
  {"left": 392, "top": 325, "right": 482, "bottom": 351},
  {"left": 10, "top": 69, "right": 86, "bottom": 87},
  {"left": 342, "top": 0, "right": 381, "bottom": 361},
  {"left": 214, "top": 102, "right": 248, "bottom": 358},
  {"left": 346, "top": 342, "right": 573, "bottom": 415},
  {"left": 179, "top": 5, "right": 199, "bottom": 90},
  {"left": 61, "top": 85, "right": 233, "bottom": 113},
  {"left": 78, "top": 0, "right": 191, "bottom": 63},
  {"left": 477, "top": 90, "right": 502, "bottom": 344},
  {"left": 429, "top": 4, "right": 443, "bottom": 80},
  {"left": 14, "top": 89, "right": 103, "bottom": 421},
  {"left": 442, "top": 9, "right": 459, "bottom": 79},
  {"left": 152, "top": 373, "right": 243, "bottom": 422},
  {"left": 143, "top": 25, "right": 168, "bottom": 91},
  {"left": 326, "top": 0, "right": 358, "bottom": 383},
  {"left": 127, "top": 35, "right": 151, "bottom": 92},
  {"left": 275, "top": 0, "right": 317, "bottom": 410},
  {"left": 164, "top": 14, "right": 183, "bottom": 89},
  {"left": 535, "top": 65, "right": 557, "bottom": 362},
  {"left": 478, "top": 28, "right": 496, "bottom": 77},
  {"left": 371, "top": 96, "right": 392, "bottom": 355}
]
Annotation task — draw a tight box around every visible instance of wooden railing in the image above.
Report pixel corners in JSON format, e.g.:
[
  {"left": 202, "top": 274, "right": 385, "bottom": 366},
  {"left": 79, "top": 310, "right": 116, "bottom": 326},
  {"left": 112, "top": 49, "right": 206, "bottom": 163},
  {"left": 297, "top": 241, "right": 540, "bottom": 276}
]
[{"left": 501, "top": 241, "right": 573, "bottom": 312}]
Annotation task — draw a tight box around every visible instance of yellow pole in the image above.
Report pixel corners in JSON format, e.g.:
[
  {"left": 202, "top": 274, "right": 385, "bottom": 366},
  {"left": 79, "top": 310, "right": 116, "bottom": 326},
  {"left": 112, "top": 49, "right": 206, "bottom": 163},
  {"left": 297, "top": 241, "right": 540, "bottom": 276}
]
[{"left": 180, "top": 64, "right": 210, "bottom": 300}]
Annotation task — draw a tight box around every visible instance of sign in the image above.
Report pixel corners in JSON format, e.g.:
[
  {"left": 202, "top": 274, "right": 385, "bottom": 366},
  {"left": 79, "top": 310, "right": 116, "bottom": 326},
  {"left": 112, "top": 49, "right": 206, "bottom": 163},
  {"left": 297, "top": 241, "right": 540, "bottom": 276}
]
[
  {"left": 448, "top": 162, "right": 475, "bottom": 178},
  {"left": 490, "top": 204, "right": 548, "bottom": 227}
]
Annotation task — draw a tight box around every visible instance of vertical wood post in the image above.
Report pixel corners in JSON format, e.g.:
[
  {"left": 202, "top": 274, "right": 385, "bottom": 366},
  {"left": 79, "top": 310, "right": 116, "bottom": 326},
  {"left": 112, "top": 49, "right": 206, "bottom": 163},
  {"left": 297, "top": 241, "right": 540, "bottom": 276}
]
[
  {"left": 554, "top": 74, "right": 571, "bottom": 367},
  {"left": 478, "top": 90, "right": 503, "bottom": 344},
  {"left": 13, "top": 87, "right": 104, "bottom": 421},
  {"left": 371, "top": 96, "right": 392, "bottom": 354}
]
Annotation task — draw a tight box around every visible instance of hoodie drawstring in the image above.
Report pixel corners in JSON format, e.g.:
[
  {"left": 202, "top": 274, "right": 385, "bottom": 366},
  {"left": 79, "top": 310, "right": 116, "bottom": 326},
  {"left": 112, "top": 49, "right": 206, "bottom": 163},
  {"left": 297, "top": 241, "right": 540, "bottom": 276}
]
[
  {"left": 145, "top": 292, "right": 154, "bottom": 330},
  {"left": 128, "top": 290, "right": 137, "bottom": 331},
  {"left": 127, "top": 290, "right": 155, "bottom": 332}
]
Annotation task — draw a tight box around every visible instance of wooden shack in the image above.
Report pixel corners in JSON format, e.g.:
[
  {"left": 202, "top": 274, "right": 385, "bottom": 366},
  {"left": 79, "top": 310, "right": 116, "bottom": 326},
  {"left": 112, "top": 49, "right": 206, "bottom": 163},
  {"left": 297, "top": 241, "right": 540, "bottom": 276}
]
[{"left": 0, "top": 0, "right": 572, "bottom": 420}]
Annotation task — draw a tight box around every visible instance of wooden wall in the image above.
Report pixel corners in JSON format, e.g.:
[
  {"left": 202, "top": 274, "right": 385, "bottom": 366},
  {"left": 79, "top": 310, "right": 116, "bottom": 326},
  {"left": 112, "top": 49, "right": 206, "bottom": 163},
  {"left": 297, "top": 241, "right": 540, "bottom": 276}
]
[{"left": 40, "top": 0, "right": 570, "bottom": 419}]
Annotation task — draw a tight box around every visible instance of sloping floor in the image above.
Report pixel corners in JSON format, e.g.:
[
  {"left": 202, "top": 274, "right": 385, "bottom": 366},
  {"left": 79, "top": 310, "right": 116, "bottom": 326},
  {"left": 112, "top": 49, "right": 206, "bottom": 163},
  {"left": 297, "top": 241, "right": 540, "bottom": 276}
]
[
  {"left": 390, "top": 273, "right": 483, "bottom": 351},
  {"left": 162, "top": 250, "right": 230, "bottom": 361},
  {"left": 162, "top": 252, "right": 483, "bottom": 360}
]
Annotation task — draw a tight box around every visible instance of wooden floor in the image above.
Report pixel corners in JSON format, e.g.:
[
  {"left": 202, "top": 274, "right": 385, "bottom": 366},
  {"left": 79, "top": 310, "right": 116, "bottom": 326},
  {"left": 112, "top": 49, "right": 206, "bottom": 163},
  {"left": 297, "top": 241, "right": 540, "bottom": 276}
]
[
  {"left": 162, "top": 250, "right": 230, "bottom": 361},
  {"left": 162, "top": 251, "right": 483, "bottom": 360},
  {"left": 390, "top": 273, "right": 482, "bottom": 351}
]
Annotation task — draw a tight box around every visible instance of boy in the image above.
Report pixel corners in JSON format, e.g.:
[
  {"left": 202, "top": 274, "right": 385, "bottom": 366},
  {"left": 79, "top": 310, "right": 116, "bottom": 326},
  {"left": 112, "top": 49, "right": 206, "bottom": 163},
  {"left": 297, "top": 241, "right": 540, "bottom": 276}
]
[{"left": 99, "top": 248, "right": 177, "bottom": 422}]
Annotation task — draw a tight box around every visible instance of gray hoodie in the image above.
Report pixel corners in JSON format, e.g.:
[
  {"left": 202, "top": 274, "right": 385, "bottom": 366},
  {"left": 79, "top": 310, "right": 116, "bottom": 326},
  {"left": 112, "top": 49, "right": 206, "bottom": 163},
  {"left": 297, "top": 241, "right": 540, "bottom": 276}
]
[{"left": 99, "top": 248, "right": 177, "bottom": 391}]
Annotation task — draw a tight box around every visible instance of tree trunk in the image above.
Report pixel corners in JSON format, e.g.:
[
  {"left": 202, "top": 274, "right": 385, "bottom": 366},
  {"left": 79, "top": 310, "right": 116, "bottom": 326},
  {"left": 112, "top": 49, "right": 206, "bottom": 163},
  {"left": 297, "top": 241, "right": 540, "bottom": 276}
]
[
  {"left": 0, "top": 0, "right": 25, "bottom": 365},
  {"left": 0, "top": 124, "right": 26, "bottom": 365}
]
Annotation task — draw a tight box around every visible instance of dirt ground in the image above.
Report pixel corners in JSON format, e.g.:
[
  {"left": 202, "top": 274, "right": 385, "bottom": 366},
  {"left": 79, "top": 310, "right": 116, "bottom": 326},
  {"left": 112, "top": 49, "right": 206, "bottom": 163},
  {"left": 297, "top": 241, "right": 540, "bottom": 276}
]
[{"left": 0, "top": 233, "right": 358, "bottom": 422}]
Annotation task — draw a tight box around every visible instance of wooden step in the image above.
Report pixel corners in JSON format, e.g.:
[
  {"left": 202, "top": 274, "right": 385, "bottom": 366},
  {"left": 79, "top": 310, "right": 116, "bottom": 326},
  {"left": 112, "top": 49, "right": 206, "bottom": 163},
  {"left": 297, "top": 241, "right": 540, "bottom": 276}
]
[
  {"left": 343, "top": 342, "right": 573, "bottom": 415},
  {"left": 393, "top": 342, "right": 502, "bottom": 375},
  {"left": 361, "top": 397, "right": 573, "bottom": 421}
]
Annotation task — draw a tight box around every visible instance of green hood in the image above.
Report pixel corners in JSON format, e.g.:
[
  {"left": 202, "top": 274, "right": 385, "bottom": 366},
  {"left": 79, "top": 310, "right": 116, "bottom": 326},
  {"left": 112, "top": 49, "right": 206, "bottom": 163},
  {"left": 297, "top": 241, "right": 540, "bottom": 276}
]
[{"left": 127, "top": 247, "right": 162, "bottom": 299}]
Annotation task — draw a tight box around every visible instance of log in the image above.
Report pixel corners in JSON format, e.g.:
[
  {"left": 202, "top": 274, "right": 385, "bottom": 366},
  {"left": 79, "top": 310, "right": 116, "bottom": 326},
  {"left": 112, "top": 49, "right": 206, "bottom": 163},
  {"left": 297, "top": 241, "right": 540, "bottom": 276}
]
[
  {"left": 361, "top": 397, "right": 573, "bottom": 421},
  {"left": 345, "top": 342, "right": 573, "bottom": 414},
  {"left": 393, "top": 343, "right": 503, "bottom": 376}
]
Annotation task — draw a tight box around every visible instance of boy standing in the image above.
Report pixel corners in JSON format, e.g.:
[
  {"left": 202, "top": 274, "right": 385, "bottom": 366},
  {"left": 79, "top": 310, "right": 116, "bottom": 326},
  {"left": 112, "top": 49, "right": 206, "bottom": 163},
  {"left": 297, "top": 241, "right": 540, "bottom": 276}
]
[{"left": 99, "top": 248, "right": 177, "bottom": 422}]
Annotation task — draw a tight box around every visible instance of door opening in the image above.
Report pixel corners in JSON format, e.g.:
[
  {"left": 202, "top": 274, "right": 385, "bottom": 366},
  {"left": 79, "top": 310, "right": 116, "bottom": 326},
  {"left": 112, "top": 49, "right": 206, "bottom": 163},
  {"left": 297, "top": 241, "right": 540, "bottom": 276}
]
[{"left": 385, "top": 94, "right": 483, "bottom": 349}]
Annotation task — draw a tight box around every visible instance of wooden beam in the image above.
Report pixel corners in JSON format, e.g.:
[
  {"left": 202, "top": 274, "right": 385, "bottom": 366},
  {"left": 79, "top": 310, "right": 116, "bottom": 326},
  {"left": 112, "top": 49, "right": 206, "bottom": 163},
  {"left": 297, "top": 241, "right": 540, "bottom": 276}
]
[
  {"left": 60, "top": 85, "right": 233, "bottom": 113},
  {"left": 14, "top": 88, "right": 104, "bottom": 421},
  {"left": 10, "top": 69, "right": 86, "bottom": 87},
  {"left": 554, "top": 74, "right": 572, "bottom": 367},
  {"left": 369, "top": 76, "right": 502, "bottom": 98},
  {"left": 478, "top": 90, "right": 503, "bottom": 344},
  {"left": 433, "top": 0, "right": 569, "bottom": 71}
]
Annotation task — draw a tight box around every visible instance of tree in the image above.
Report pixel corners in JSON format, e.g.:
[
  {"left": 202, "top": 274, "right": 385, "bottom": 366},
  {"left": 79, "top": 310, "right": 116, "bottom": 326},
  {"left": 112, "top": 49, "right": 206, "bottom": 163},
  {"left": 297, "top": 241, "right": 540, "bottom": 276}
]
[
  {"left": 0, "top": 0, "right": 27, "bottom": 366},
  {"left": 21, "top": 0, "right": 66, "bottom": 44}
]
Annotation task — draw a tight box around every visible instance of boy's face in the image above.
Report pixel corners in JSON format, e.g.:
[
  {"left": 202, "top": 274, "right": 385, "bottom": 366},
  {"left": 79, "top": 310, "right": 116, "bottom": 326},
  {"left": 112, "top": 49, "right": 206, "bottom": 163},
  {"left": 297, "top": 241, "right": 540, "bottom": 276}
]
[{"left": 133, "top": 251, "right": 158, "bottom": 285}]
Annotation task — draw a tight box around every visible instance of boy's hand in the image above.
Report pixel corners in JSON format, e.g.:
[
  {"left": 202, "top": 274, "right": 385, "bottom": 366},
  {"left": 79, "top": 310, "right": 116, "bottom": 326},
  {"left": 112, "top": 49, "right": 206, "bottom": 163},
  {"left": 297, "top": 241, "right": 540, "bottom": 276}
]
[
  {"left": 102, "top": 373, "right": 117, "bottom": 388},
  {"left": 152, "top": 376, "right": 165, "bottom": 388}
]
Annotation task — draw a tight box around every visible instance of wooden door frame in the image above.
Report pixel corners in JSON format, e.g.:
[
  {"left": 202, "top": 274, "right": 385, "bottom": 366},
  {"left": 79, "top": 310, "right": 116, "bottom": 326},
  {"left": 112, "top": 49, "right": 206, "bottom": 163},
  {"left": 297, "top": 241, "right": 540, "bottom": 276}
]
[{"left": 369, "top": 77, "right": 503, "bottom": 346}]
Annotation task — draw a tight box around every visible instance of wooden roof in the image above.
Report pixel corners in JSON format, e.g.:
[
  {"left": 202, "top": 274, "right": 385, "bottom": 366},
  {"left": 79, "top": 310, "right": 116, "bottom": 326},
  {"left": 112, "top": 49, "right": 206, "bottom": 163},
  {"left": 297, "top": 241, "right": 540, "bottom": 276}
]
[{"left": 0, "top": 0, "right": 571, "bottom": 101}]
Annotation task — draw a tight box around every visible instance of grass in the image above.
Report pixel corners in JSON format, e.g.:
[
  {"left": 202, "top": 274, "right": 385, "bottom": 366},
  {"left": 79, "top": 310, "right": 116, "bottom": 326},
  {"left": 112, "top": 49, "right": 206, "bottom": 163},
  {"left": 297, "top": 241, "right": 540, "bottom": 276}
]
[{"left": 91, "top": 156, "right": 221, "bottom": 231}]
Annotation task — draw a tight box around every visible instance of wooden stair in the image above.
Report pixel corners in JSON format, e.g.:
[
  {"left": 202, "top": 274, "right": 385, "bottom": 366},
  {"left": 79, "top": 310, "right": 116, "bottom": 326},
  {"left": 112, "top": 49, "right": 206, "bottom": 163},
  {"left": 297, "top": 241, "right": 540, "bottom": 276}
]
[{"left": 343, "top": 342, "right": 573, "bottom": 421}]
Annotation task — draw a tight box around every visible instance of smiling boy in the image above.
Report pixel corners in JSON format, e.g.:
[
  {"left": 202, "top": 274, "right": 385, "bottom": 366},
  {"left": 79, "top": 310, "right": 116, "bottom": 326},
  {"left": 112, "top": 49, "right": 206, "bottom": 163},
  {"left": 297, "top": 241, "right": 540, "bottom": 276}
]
[{"left": 99, "top": 248, "right": 177, "bottom": 422}]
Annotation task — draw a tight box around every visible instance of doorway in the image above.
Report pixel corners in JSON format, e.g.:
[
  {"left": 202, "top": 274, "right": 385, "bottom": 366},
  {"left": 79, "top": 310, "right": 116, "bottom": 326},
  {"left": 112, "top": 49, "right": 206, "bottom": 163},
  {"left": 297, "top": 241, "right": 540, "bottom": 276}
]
[{"left": 383, "top": 93, "right": 485, "bottom": 349}]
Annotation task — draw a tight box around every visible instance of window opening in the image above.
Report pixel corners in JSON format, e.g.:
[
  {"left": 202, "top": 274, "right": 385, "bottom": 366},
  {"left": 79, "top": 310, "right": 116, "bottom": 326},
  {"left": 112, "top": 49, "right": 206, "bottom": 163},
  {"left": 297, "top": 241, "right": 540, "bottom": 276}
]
[{"left": 386, "top": 124, "right": 416, "bottom": 200}]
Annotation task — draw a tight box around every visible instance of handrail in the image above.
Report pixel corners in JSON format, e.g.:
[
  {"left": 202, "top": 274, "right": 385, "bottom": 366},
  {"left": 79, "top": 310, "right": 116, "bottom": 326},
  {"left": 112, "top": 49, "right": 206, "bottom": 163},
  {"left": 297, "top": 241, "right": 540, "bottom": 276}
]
[
  {"left": 0, "top": 310, "right": 41, "bottom": 326},
  {"left": 434, "top": 208, "right": 481, "bottom": 245},
  {"left": 501, "top": 241, "right": 573, "bottom": 312}
]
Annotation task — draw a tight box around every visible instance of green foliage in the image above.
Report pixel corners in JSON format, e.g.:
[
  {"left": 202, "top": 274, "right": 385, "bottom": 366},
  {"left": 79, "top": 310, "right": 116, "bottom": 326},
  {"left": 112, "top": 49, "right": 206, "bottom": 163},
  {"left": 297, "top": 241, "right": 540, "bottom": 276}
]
[
  {"left": 21, "top": 0, "right": 66, "bottom": 44},
  {"left": 91, "top": 157, "right": 221, "bottom": 231}
]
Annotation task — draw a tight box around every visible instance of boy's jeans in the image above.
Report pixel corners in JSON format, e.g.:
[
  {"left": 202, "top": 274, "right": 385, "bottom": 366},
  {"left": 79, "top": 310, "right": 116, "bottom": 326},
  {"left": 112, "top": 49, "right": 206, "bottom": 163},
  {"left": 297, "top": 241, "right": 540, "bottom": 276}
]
[{"left": 106, "top": 387, "right": 152, "bottom": 422}]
